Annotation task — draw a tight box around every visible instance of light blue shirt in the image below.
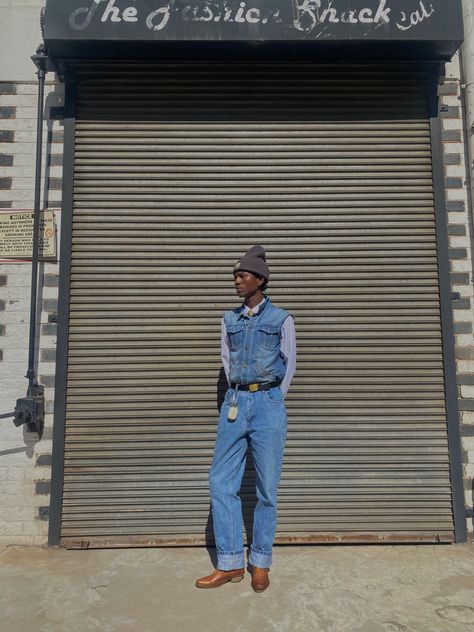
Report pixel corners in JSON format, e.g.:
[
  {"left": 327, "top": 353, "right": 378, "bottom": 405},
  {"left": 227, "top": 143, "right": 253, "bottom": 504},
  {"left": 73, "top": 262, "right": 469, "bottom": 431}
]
[{"left": 221, "top": 298, "right": 296, "bottom": 396}]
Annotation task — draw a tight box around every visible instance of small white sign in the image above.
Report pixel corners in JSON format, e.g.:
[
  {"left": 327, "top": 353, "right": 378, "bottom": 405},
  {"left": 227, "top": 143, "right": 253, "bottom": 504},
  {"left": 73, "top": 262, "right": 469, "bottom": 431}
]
[{"left": 0, "top": 210, "right": 57, "bottom": 259}]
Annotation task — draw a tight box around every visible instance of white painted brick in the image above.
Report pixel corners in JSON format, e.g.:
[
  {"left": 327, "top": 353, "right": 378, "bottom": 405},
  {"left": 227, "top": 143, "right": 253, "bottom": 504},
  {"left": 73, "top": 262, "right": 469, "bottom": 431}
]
[
  {"left": 0, "top": 95, "right": 24, "bottom": 106},
  {"left": 448, "top": 214, "right": 469, "bottom": 226},
  {"left": 445, "top": 53, "right": 460, "bottom": 76},
  {"left": 1, "top": 507, "right": 36, "bottom": 521},
  {"left": 0, "top": 119, "right": 37, "bottom": 132},
  {"left": 0, "top": 193, "right": 31, "bottom": 204},
  {"left": 33, "top": 440, "right": 53, "bottom": 456},
  {"left": 2, "top": 322, "right": 30, "bottom": 336},
  {"left": 442, "top": 95, "right": 462, "bottom": 107},
  {"left": 16, "top": 83, "right": 47, "bottom": 96},
  {"left": 43, "top": 262, "right": 60, "bottom": 274},
  {"left": 36, "top": 362, "right": 57, "bottom": 375},
  {"left": 33, "top": 470, "right": 52, "bottom": 483},
  {"left": 10, "top": 106, "right": 42, "bottom": 118},
  {"left": 0, "top": 263, "right": 34, "bottom": 274},
  {"left": 451, "top": 285, "right": 473, "bottom": 295},
  {"left": 41, "top": 286, "right": 60, "bottom": 300},
  {"left": 43, "top": 414, "right": 54, "bottom": 426},
  {"left": 38, "top": 338, "right": 57, "bottom": 351},
  {"left": 11, "top": 179, "right": 62, "bottom": 191},
  {"left": 0, "top": 494, "right": 37, "bottom": 510},
  {"left": 456, "top": 361, "right": 474, "bottom": 373},
  {"left": 1, "top": 142, "right": 40, "bottom": 155},
  {"left": 449, "top": 236, "right": 469, "bottom": 248},
  {"left": 4, "top": 468, "right": 38, "bottom": 483},
  {"left": 0, "top": 312, "right": 52, "bottom": 325},
  {"left": 22, "top": 522, "right": 48, "bottom": 537},
  {"left": 442, "top": 119, "right": 463, "bottom": 131},
  {"left": 2, "top": 336, "right": 34, "bottom": 350},
  {"left": 462, "top": 435, "right": 474, "bottom": 450},
  {"left": 2, "top": 299, "right": 36, "bottom": 314},
  {"left": 2, "top": 272, "right": 37, "bottom": 287},
  {"left": 14, "top": 125, "right": 63, "bottom": 141},
  {"left": 33, "top": 473, "right": 52, "bottom": 486},
  {"left": 0, "top": 472, "right": 33, "bottom": 486},
  {"left": 6, "top": 166, "right": 42, "bottom": 178},
  {"left": 444, "top": 142, "right": 465, "bottom": 154},
  {"left": 445, "top": 188, "right": 469, "bottom": 201},
  {"left": 464, "top": 491, "right": 473, "bottom": 509},
  {"left": 9, "top": 193, "right": 62, "bottom": 204},
  {"left": 467, "top": 450, "right": 474, "bottom": 472},
  {"left": 464, "top": 464, "right": 474, "bottom": 478},
  {"left": 455, "top": 335, "right": 474, "bottom": 347},
  {"left": 2, "top": 349, "right": 29, "bottom": 363},
  {"left": 0, "top": 522, "right": 25, "bottom": 536},
  {"left": 446, "top": 165, "right": 468, "bottom": 178},
  {"left": 462, "top": 411, "right": 474, "bottom": 424},
  {"left": 451, "top": 260, "right": 473, "bottom": 273}
]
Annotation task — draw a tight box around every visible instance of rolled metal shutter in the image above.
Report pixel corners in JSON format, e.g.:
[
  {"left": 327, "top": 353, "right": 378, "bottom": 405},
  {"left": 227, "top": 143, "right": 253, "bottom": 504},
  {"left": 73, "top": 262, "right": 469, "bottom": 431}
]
[{"left": 60, "top": 62, "right": 455, "bottom": 547}]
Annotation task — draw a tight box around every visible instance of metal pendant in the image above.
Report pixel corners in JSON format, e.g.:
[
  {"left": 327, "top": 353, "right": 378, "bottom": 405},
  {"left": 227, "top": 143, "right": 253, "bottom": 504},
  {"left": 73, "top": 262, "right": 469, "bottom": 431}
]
[{"left": 228, "top": 405, "right": 238, "bottom": 422}]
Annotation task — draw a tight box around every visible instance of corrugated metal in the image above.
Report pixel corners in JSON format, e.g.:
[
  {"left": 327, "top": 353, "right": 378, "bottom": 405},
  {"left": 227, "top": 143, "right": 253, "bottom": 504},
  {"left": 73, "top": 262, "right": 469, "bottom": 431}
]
[{"left": 60, "top": 63, "right": 454, "bottom": 547}]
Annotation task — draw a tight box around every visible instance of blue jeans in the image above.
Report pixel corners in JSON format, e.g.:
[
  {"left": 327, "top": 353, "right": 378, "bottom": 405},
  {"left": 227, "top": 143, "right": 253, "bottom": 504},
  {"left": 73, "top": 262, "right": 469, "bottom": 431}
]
[{"left": 209, "top": 386, "right": 288, "bottom": 570}]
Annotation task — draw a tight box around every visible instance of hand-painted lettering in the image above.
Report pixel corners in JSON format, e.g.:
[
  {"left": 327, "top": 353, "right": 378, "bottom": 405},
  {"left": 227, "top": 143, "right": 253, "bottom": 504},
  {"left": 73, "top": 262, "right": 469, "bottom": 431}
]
[
  {"left": 396, "top": 1, "right": 435, "bottom": 31},
  {"left": 67, "top": 0, "right": 439, "bottom": 34},
  {"left": 146, "top": 5, "right": 171, "bottom": 30},
  {"left": 69, "top": 0, "right": 106, "bottom": 30}
]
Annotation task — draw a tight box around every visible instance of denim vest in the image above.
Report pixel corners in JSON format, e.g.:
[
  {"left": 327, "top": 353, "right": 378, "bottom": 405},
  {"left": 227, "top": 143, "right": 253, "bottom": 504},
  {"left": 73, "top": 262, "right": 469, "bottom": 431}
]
[{"left": 224, "top": 297, "right": 290, "bottom": 385}]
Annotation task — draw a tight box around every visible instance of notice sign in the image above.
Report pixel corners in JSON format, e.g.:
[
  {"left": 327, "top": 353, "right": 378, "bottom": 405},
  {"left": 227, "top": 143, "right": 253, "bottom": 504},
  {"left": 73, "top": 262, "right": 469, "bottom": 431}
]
[{"left": 0, "top": 211, "right": 57, "bottom": 259}]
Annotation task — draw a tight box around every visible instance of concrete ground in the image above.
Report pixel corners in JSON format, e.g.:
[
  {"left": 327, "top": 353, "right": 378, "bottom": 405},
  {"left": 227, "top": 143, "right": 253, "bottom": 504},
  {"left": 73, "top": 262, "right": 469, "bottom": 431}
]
[{"left": 1, "top": 544, "right": 474, "bottom": 632}]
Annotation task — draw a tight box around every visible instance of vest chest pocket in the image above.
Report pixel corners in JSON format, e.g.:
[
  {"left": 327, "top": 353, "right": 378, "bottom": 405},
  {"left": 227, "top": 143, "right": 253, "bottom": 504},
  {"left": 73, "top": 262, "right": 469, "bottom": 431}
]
[
  {"left": 257, "top": 325, "right": 280, "bottom": 350},
  {"left": 226, "top": 325, "right": 244, "bottom": 351}
]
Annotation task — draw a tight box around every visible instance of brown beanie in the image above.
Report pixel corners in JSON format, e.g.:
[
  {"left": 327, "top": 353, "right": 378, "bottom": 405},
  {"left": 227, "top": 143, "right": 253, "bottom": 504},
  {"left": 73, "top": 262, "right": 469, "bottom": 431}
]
[{"left": 233, "top": 245, "right": 270, "bottom": 281}]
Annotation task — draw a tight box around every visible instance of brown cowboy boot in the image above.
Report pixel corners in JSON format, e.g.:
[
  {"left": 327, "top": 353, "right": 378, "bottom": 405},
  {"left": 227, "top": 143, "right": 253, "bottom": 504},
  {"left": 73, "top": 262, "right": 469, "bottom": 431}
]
[
  {"left": 250, "top": 566, "right": 270, "bottom": 593},
  {"left": 195, "top": 568, "right": 245, "bottom": 589}
]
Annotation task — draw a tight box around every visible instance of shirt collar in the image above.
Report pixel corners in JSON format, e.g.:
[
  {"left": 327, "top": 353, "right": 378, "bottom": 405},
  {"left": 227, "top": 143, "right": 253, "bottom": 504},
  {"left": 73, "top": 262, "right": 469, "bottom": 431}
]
[{"left": 238, "top": 296, "right": 267, "bottom": 319}]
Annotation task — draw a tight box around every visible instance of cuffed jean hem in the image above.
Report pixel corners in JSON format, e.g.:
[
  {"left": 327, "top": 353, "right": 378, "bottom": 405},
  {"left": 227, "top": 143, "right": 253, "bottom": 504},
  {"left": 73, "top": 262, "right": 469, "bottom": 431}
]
[
  {"left": 216, "top": 551, "right": 245, "bottom": 571},
  {"left": 249, "top": 547, "right": 272, "bottom": 569}
]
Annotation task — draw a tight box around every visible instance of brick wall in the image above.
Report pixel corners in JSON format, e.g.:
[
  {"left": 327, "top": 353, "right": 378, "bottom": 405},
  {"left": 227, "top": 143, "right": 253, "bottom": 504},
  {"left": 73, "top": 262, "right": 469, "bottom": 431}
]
[
  {"left": 1, "top": 55, "right": 474, "bottom": 544},
  {"left": 442, "top": 55, "right": 474, "bottom": 538},
  {"left": 0, "top": 79, "right": 63, "bottom": 545}
]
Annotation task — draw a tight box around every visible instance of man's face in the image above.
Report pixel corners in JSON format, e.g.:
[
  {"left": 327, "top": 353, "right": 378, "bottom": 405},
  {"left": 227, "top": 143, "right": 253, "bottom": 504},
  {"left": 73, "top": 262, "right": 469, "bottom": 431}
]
[{"left": 234, "top": 271, "right": 264, "bottom": 299}]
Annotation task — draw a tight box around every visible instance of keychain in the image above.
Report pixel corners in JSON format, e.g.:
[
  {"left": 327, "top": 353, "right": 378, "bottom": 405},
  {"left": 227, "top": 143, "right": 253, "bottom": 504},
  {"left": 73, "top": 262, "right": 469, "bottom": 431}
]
[{"left": 227, "top": 385, "right": 239, "bottom": 422}]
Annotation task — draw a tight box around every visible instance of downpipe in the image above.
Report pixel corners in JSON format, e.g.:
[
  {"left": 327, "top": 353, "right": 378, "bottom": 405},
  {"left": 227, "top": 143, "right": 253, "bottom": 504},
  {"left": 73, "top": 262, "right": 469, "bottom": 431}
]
[{"left": 1, "top": 46, "right": 48, "bottom": 436}]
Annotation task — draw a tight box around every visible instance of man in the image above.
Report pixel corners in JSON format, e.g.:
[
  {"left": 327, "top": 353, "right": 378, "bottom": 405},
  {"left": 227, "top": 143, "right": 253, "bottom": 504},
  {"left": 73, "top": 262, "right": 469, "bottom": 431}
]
[{"left": 196, "top": 245, "right": 296, "bottom": 593}]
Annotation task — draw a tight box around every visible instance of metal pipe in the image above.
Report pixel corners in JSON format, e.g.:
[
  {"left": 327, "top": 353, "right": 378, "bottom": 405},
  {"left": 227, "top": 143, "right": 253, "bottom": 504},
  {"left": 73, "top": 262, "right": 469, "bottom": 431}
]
[
  {"left": 0, "top": 47, "right": 47, "bottom": 434},
  {"left": 27, "top": 50, "right": 48, "bottom": 388}
]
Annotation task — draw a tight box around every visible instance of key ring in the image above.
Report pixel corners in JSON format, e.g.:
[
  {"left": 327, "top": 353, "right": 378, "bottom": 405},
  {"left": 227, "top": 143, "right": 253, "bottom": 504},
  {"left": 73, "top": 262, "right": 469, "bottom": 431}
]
[
  {"left": 232, "top": 384, "right": 239, "bottom": 406},
  {"left": 228, "top": 384, "right": 239, "bottom": 422}
]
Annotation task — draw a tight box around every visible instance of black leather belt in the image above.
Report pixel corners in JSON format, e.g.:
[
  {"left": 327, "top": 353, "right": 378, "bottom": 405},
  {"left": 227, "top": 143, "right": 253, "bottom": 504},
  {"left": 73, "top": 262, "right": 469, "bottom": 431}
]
[{"left": 230, "top": 381, "right": 281, "bottom": 392}]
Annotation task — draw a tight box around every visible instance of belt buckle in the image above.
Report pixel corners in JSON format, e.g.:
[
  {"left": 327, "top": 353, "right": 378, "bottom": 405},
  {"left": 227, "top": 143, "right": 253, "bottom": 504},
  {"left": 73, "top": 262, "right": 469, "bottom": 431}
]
[{"left": 249, "top": 383, "right": 259, "bottom": 392}]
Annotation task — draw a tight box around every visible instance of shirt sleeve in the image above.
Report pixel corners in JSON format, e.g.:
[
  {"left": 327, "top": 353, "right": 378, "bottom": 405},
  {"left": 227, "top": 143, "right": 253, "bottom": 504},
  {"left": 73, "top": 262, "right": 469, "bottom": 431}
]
[
  {"left": 221, "top": 317, "right": 230, "bottom": 385},
  {"left": 279, "top": 315, "right": 296, "bottom": 397}
]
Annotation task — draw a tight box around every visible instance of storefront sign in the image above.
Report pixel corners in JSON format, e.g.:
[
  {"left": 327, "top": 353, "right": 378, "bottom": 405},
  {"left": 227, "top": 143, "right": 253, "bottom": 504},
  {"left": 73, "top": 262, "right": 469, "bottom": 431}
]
[
  {"left": 44, "top": 0, "right": 463, "bottom": 43},
  {"left": 0, "top": 211, "right": 56, "bottom": 260}
]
